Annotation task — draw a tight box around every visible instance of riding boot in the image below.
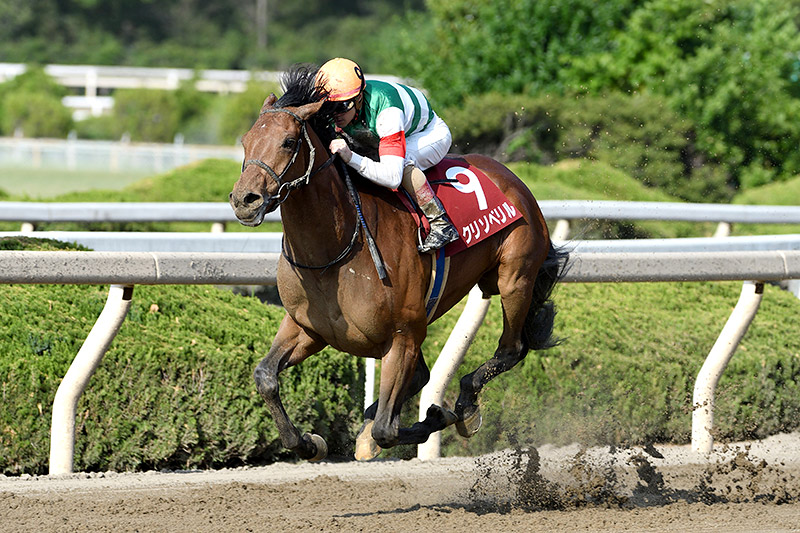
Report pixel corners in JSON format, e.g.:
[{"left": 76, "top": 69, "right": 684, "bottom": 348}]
[{"left": 418, "top": 196, "right": 460, "bottom": 253}]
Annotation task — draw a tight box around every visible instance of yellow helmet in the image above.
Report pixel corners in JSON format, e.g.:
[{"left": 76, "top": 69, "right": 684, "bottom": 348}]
[{"left": 317, "top": 58, "right": 365, "bottom": 101}]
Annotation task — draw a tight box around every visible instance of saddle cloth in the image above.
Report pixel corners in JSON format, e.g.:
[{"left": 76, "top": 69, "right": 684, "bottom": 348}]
[{"left": 422, "top": 158, "right": 524, "bottom": 257}]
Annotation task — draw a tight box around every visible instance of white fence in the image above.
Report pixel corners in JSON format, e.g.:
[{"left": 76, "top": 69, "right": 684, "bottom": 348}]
[
  {"left": 0, "top": 62, "right": 405, "bottom": 119},
  {"left": 0, "top": 63, "right": 282, "bottom": 95},
  {"left": 3, "top": 231, "right": 800, "bottom": 257},
  {"left": 0, "top": 138, "right": 242, "bottom": 174},
  {"left": 3, "top": 198, "right": 798, "bottom": 294}
]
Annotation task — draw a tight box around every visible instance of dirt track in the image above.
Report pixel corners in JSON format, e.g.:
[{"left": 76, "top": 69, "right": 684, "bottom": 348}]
[{"left": 3, "top": 433, "right": 800, "bottom": 532}]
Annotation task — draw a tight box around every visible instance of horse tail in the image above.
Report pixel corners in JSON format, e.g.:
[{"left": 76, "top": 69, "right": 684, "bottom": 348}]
[{"left": 523, "top": 241, "right": 570, "bottom": 352}]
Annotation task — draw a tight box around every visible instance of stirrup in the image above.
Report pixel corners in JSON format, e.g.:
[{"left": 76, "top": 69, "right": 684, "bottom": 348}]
[{"left": 418, "top": 218, "right": 459, "bottom": 253}]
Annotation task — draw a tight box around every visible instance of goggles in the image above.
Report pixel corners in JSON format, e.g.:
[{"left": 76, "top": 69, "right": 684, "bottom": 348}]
[{"left": 331, "top": 98, "right": 356, "bottom": 115}]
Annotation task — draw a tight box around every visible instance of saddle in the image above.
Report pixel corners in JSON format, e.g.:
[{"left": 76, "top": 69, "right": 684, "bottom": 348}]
[{"left": 397, "top": 158, "right": 523, "bottom": 257}]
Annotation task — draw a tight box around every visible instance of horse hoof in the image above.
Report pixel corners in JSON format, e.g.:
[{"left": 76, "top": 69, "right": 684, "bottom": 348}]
[
  {"left": 306, "top": 433, "right": 328, "bottom": 462},
  {"left": 355, "top": 420, "right": 382, "bottom": 461},
  {"left": 456, "top": 409, "right": 482, "bottom": 438},
  {"left": 428, "top": 404, "right": 458, "bottom": 427}
]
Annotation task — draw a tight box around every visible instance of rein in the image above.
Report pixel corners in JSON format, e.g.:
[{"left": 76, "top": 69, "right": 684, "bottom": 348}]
[{"left": 248, "top": 107, "right": 386, "bottom": 279}]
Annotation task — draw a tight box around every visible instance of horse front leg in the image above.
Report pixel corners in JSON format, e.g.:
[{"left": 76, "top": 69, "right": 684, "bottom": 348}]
[
  {"left": 365, "top": 335, "right": 421, "bottom": 454},
  {"left": 360, "top": 337, "right": 458, "bottom": 459},
  {"left": 356, "top": 354, "right": 433, "bottom": 460},
  {"left": 254, "top": 314, "right": 328, "bottom": 461}
]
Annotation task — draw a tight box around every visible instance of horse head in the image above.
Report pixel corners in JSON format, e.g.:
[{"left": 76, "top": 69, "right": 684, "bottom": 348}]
[{"left": 230, "top": 94, "right": 325, "bottom": 226}]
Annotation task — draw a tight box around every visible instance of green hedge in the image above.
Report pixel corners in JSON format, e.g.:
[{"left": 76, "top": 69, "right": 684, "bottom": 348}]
[
  {"left": 427, "top": 280, "right": 800, "bottom": 456},
  {"left": 2, "top": 159, "right": 283, "bottom": 234},
  {"left": 730, "top": 175, "right": 800, "bottom": 236},
  {"left": 0, "top": 158, "right": 717, "bottom": 239},
  {"left": 0, "top": 238, "right": 362, "bottom": 475}
]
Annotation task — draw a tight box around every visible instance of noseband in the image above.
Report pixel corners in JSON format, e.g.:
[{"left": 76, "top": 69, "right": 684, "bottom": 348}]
[{"left": 242, "top": 107, "right": 335, "bottom": 206}]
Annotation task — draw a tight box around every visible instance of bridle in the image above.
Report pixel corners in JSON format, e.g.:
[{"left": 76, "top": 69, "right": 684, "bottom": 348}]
[
  {"left": 241, "top": 106, "right": 387, "bottom": 280},
  {"left": 241, "top": 107, "right": 336, "bottom": 207}
]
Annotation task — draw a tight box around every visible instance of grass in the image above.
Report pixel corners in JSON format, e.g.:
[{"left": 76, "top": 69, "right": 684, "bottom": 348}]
[
  {"left": 0, "top": 166, "right": 152, "bottom": 198},
  {"left": 731, "top": 174, "right": 800, "bottom": 235}
]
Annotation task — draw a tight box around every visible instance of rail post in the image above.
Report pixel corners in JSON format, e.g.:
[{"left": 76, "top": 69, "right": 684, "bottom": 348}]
[
  {"left": 49, "top": 284, "right": 134, "bottom": 475},
  {"left": 551, "top": 219, "right": 571, "bottom": 241},
  {"left": 691, "top": 280, "right": 764, "bottom": 455},
  {"left": 417, "top": 285, "right": 491, "bottom": 460}
]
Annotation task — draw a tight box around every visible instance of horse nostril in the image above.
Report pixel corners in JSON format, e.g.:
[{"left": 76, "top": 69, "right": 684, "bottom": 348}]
[{"left": 244, "top": 193, "right": 262, "bottom": 206}]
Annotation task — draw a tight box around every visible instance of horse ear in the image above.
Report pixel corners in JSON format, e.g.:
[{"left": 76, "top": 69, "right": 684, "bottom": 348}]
[
  {"left": 261, "top": 93, "right": 278, "bottom": 112},
  {"left": 296, "top": 100, "right": 325, "bottom": 121}
]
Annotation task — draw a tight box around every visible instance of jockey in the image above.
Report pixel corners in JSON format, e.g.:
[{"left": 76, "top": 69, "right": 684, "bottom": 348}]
[{"left": 316, "top": 57, "right": 459, "bottom": 254}]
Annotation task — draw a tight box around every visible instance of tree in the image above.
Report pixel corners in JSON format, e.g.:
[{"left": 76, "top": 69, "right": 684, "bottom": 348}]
[
  {"left": 385, "top": 0, "right": 644, "bottom": 107},
  {"left": 569, "top": 0, "right": 800, "bottom": 188},
  {"left": 0, "top": 66, "right": 72, "bottom": 137}
]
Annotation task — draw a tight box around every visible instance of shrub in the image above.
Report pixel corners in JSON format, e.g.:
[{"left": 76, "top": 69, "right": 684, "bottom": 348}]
[
  {"left": 1, "top": 91, "right": 74, "bottom": 138},
  {"left": 444, "top": 91, "right": 733, "bottom": 203},
  {"left": 72, "top": 114, "right": 122, "bottom": 140},
  {"left": 0, "top": 66, "right": 72, "bottom": 138},
  {"left": 218, "top": 81, "right": 279, "bottom": 145},
  {"left": 0, "top": 65, "right": 67, "bottom": 99},
  {"left": 112, "top": 89, "right": 181, "bottom": 143}
]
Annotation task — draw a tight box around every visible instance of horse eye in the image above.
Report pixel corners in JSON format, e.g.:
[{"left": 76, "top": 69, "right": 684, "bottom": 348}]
[{"left": 282, "top": 137, "right": 297, "bottom": 150}]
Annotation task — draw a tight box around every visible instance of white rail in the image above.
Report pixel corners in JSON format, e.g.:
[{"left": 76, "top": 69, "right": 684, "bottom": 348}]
[
  {"left": 3, "top": 232, "right": 800, "bottom": 257},
  {"left": 0, "top": 231, "right": 284, "bottom": 253},
  {"left": 5, "top": 200, "right": 800, "bottom": 226},
  {"left": 0, "top": 201, "right": 280, "bottom": 232},
  {"left": 538, "top": 200, "right": 800, "bottom": 241},
  {"left": 0, "top": 138, "right": 243, "bottom": 174},
  {"left": 539, "top": 200, "right": 800, "bottom": 224},
  {"left": 2, "top": 249, "right": 799, "bottom": 472}
]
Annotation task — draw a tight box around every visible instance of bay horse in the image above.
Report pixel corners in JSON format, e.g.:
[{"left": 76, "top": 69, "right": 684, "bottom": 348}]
[{"left": 229, "top": 65, "right": 568, "bottom": 461}]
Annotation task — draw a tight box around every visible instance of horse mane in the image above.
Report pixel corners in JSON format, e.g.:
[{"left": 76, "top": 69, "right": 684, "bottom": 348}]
[{"left": 275, "top": 63, "right": 338, "bottom": 147}]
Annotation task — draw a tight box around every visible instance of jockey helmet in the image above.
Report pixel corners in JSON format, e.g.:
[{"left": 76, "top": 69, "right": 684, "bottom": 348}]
[{"left": 317, "top": 58, "right": 365, "bottom": 102}]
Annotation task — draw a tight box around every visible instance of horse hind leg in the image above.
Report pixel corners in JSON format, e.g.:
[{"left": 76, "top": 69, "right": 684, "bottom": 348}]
[{"left": 454, "top": 243, "right": 566, "bottom": 438}]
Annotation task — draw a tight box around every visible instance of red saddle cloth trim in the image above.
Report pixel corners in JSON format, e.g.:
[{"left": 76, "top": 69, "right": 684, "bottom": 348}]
[{"left": 426, "top": 158, "right": 523, "bottom": 256}]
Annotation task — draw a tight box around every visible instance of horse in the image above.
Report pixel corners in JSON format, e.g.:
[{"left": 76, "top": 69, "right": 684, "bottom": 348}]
[{"left": 229, "top": 65, "right": 568, "bottom": 461}]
